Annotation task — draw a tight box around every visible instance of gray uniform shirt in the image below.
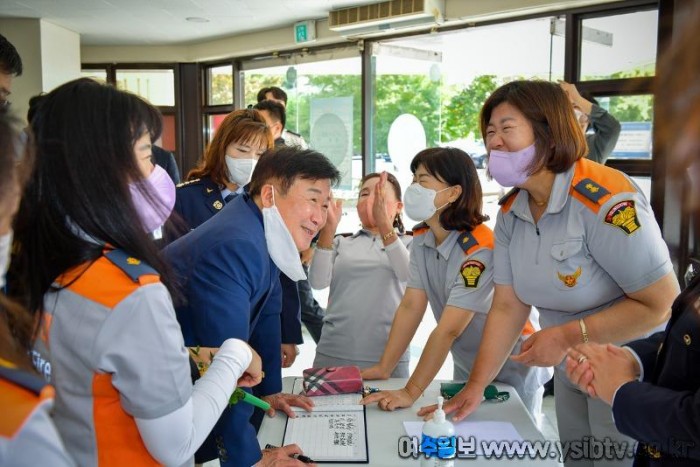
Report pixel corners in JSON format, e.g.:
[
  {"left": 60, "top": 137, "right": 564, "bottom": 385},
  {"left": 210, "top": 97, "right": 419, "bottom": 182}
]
[
  {"left": 32, "top": 259, "right": 192, "bottom": 466},
  {"left": 586, "top": 103, "right": 621, "bottom": 164},
  {"left": 0, "top": 397, "right": 76, "bottom": 467},
  {"left": 407, "top": 226, "right": 550, "bottom": 403},
  {"left": 309, "top": 230, "right": 412, "bottom": 364},
  {"left": 494, "top": 159, "right": 672, "bottom": 354}
]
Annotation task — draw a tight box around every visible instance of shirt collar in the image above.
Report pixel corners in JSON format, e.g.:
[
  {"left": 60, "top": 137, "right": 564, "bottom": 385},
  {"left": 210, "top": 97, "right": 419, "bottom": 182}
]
[
  {"left": 418, "top": 229, "right": 459, "bottom": 260},
  {"left": 509, "top": 163, "right": 577, "bottom": 219}
]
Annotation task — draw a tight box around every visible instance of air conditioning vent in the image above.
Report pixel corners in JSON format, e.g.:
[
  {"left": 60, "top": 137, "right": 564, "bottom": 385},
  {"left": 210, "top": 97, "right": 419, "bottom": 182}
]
[{"left": 329, "top": 0, "right": 444, "bottom": 34}]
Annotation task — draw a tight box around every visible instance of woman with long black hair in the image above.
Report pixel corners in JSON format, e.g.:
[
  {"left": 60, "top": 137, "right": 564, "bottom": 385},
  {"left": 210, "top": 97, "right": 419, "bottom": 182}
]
[{"left": 10, "top": 78, "right": 264, "bottom": 466}]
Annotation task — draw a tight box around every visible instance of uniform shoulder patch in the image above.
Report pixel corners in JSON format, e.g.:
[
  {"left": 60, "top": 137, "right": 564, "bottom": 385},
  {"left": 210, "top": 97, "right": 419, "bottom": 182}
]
[
  {"left": 460, "top": 260, "right": 485, "bottom": 288},
  {"left": 570, "top": 158, "right": 637, "bottom": 213},
  {"left": 498, "top": 188, "right": 520, "bottom": 213},
  {"left": 457, "top": 231, "right": 478, "bottom": 254},
  {"left": 104, "top": 249, "right": 159, "bottom": 282},
  {"left": 176, "top": 178, "right": 201, "bottom": 188},
  {"left": 411, "top": 222, "right": 430, "bottom": 236},
  {"left": 604, "top": 200, "right": 641, "bottom": 235},
  {"left": 573, "top": 178, "right": 611, "bottom": 204},
  {"left": 0, "top": 365, "right": 47, "bottom": 396}
]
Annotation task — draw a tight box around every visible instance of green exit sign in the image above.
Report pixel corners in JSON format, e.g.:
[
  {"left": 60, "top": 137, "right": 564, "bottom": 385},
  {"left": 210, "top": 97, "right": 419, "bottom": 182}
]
[{"left": 294, "top": 20, "right": 316, "bottom": 44}]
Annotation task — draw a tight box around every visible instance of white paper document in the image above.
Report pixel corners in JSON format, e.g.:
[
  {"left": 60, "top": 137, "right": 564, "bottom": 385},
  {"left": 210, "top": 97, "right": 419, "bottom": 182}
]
[
  {"left": 283, "top": 378, "right": 368, "bottom": 463},
  {"left": 403, "top": 420, "right": 524, "bottom": 456}
]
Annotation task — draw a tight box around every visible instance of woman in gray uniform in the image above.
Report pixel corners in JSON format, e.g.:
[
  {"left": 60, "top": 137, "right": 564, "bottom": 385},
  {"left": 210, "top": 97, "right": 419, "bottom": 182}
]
[
  {"left": 361, "top": 147, "right": 550, "bottom": 416},
  {"left": 309, "top": 171, "right": 412, "bottom": 376},
  {"left": 419, "top": 80, "right": 679, "bottom": 467}
]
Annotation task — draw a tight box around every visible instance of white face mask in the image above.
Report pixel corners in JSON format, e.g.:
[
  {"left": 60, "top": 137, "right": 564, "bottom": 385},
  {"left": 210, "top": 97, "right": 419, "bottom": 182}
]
[
  {"left": 403, "top": 183, "right": 450, "bottom": 222},
  {"left": 0, "top": 230, "right": 12, "bottom": 290},
  {"left": 262, "top": 186, "right": 307, "bottom": 282},
  {"left": 226, "top": 157, "right": 257, "bottom": 187}
]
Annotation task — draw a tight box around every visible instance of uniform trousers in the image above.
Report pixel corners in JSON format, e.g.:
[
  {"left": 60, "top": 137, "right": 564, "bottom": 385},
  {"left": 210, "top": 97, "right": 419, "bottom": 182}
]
[
  {"left": 299, "top": 264, "right": 324, "bottom": 344},
  {"left": 555, "top": 369, "right": 636, "bottom": 467}
]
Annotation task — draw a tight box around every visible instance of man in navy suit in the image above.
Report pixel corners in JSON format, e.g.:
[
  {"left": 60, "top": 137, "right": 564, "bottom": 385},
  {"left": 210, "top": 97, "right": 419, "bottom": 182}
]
[{"left": 165, "top": 147, "right": 340, "bottom": 466}]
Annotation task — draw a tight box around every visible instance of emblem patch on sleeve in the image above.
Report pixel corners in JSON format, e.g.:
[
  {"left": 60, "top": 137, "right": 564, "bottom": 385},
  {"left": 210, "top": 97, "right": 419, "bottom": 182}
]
[
  {"left": 460, "top": 260, "right": 485, "bottom": 288},
  {"left": 604, "top": 200, "right": 640, "bottom": 235}
]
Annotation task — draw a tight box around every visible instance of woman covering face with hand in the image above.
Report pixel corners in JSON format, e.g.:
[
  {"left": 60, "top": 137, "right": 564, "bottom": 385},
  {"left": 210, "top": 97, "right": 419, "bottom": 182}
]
[
  {"left": 9, "top": 78, "right": 263, "bottom": 467},
  {"left": 361, "top": 148, "right": 550, "bottom": 416},
  {"left": 309, "top": 172, "right": 412, "bottom": 376}
]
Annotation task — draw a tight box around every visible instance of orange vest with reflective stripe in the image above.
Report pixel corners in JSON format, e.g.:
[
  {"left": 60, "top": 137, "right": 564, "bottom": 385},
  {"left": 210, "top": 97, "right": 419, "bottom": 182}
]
[{"left": 52, "top": 255, "right": 162, "bottom": 466}]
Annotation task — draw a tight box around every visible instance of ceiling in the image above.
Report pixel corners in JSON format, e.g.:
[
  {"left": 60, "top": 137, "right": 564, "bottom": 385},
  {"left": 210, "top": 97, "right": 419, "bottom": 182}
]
[{"left": 0, "top": 0, "right": 382, "bottom": 46}]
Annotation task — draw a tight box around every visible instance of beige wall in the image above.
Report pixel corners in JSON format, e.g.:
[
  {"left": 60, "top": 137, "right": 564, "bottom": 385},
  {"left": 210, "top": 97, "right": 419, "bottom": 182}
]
[
  {"left": 81, "top": 0, "right": 616, "bottom": 64},
  {"left": 40, "top": 20, "right": 81, "bottom": 92}
]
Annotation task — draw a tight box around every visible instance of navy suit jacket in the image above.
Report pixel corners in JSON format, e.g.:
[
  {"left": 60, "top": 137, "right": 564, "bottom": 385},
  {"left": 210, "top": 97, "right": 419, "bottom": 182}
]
[
  {"left": 613, "top": 277, "right": 700, "bottom": 466},
  {"left": 165, "top": 194, "right": 283, "bottom": 466},
  {"left": 170, "top": 176, "right": 302, "bottom": 344}
]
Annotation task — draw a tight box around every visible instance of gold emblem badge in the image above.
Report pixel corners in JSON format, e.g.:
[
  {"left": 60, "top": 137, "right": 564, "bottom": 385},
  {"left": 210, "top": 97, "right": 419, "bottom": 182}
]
[
  {"left": 557, "top": 267, "right": 582, "bottom": 288},
  {"left": 585, "top": 183, "right": 599, "bottom": 193},
  {"left": 460, "top": 260, "right": 485, "bottom": 288},
  {"left": 213, "top": 200, "right": 223, "bottom": 210},
  {"left": 684, "top": 334, "right": 692, "bottom": 346},
  {"left": 605, "top": 200, "right": 641, "bottom": 235},
  {"left": 126, "top": 257, "right": 141, "bottom": 265}
]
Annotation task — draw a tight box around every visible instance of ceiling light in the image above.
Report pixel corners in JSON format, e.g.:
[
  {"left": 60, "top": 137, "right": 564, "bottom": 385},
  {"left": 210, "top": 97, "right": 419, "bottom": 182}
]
[{"left": 186, "top": 17, "right": 210, "bottom": 23}]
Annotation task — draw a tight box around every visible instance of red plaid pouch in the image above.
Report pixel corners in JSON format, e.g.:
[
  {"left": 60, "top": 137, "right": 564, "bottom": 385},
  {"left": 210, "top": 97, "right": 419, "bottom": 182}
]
[{"left": 302, "top": 366, "right": 363, "bottom": 396}]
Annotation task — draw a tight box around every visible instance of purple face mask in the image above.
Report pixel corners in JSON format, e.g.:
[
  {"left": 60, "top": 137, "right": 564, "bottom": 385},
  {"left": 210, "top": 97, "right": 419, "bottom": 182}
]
[
  {"left": 129, "top": 164, "right": 176, "bottom": 233},
  {"left": 488, "top": 143, "right": 537, "bottom": 187}
]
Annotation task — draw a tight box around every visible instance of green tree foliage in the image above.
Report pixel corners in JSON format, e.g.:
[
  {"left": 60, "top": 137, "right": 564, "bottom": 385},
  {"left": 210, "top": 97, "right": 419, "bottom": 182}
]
[
  {"left": 374, "top": 74, "right": 441, "bottom": 153},
  {"left": 585, "top": 67, "right": 654, "bottom": 123},
  {"left": 210, "top": 73, "right": 233, "bottom": 105},
  {"left": 441, "top": 75, "right": 499, "bottom": 141}
]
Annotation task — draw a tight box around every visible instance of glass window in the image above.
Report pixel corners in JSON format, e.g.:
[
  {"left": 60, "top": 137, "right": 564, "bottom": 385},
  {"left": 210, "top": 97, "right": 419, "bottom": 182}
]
[
  {"left": 243, "top": 57, "right": 362, "bottom": 233},
  {"left": 595, "top": 94, "right": 654, "bottom": 160},
  {"left": 373, "top": 17, "right": 565, "bottom": 226},
  {"left": 580, "top": 9, "right": 657, "bottom": 81},
  {"left": 208, "top": 64, "right": 233, "bottom": 105},
  {"left": 116, "top": 69, "right": 175, "bottom": 106},
  {"left": 81, "top": 69, "right": 107, "bottom": 82}
]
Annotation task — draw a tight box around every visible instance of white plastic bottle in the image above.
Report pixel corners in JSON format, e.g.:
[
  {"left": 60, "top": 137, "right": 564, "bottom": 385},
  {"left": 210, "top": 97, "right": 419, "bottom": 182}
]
[{"left": 420, "top": 396, "right": 455, "bottom": 467}]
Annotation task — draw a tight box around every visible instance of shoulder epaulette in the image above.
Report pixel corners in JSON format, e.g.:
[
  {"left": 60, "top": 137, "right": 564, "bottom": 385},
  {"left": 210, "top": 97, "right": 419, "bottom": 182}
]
[
  {"left": 498, "top": 188, "right": 520, "bottom": 213},
  {"left": 456, "top": 224, "right": 494, "bottom": 256},
  {"left": 570, "top": 158, "right": 637, "bottom": 213},
  {"left": 457, "top": 231, "right": 478, "bottom": 254},
  {"left": 498, "top": 187, "right": 519, "bottom": 205},
  {"left": 104, "top": 249, "right": 159, "bottom": 283},
  {"left": 572, "top": 178, "right": 610, "bottom": 204},
  {"left": 411, "top": 222, "right": 429, "bottom": 236},
  {"left": 176, "top": 177, "right": 201, "bottom": 188},
  {"left": 0, "top": 365, "right": 47, "bottom": 396}
]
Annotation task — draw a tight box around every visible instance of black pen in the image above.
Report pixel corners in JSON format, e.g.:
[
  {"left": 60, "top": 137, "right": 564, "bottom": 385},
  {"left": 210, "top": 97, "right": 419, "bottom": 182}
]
[
  {"left": 264, "top": 444, "right": 314, "bottom": 464},
  {"left": 292, "top": 453, "right": 315, "bottom": 464}
]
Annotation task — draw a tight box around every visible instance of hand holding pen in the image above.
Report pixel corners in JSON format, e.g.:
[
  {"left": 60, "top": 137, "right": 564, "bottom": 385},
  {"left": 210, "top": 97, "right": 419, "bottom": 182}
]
[{"left": 261, "top": 444, "right": 316, "bottom": 465}]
